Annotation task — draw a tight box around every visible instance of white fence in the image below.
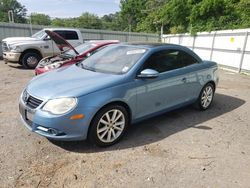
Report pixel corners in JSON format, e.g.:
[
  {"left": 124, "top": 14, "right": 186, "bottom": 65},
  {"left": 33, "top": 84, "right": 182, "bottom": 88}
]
[{"left": 162, "top": 28, "right": 250, "bottom": 73}]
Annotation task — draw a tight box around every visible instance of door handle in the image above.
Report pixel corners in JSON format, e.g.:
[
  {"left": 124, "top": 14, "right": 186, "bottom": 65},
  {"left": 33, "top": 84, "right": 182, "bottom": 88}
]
[{"left": 182, "top": 77, "right": 187, "bottom": 82}]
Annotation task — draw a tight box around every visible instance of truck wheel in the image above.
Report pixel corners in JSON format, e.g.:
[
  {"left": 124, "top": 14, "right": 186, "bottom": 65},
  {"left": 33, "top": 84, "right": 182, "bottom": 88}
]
[{"left": 22, "top": 52, "right": 41, "bottom": 69}]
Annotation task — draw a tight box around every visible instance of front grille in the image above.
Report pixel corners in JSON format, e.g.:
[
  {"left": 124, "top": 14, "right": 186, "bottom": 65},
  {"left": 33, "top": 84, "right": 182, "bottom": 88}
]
[
  {"left": 2, "top": 42, "right": 9, "bottom": 52},
  {"left": 23, "top": 90, "right": 43, "bottom": 109},
  {"left": 26, "top": 95, "right": 43, "bottom": 109}
]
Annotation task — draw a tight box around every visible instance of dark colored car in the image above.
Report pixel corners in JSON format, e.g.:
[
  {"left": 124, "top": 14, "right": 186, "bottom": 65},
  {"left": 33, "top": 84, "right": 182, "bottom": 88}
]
[{"left": 35, "top": 30, "right": 119, "bottom": 75}]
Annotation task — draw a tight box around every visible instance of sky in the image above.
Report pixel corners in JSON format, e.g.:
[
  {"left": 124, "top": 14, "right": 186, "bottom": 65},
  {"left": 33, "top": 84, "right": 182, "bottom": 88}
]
[{"left": 18, "top": 0, "right": 121, "bottom": 18}]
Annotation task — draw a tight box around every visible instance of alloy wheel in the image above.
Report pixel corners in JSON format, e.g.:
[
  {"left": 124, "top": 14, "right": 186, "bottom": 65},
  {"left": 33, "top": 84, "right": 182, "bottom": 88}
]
[
  {"left": 27, "top": 56, "right": 38, "bottom": 66},
  {"left": 96, "top": 109, "right": 125, "bottom": 143},
  {"left": 201, "top": 85, "right": 213, "bottom": 108}
]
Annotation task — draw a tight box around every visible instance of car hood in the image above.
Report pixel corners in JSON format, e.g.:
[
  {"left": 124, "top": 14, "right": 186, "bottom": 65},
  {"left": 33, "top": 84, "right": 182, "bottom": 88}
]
[
  {"left": 27, "top": 64, "right": 126, "bottom": 100},
  {"left": 2, "top": 37, "right": 40, "bottom": 44},
  {"left": 45, "top": 30, "right": 78, "bottom": 54}
]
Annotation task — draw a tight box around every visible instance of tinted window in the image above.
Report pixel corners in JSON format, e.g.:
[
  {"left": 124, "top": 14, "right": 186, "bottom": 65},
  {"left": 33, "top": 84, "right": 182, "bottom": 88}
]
[
  {"left": 143, "top": 50, "right": 198, "bottom": 73},
  {"left": 64, "top": 31, "right": 79, "bottom": 40},
  {"left": 54, "top": 30, "right": 79, "bottom": 40}
]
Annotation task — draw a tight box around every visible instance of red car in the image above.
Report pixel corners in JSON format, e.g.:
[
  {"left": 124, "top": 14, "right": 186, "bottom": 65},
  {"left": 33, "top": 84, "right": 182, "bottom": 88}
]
[{"left": 35, "top": 30, "right": 119, "bottom": 75}]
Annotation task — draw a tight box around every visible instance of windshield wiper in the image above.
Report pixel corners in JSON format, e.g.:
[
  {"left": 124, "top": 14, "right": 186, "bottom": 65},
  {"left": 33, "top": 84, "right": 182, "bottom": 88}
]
[{"left": 80, "top": 63, "right": 96, "bottom": 72}]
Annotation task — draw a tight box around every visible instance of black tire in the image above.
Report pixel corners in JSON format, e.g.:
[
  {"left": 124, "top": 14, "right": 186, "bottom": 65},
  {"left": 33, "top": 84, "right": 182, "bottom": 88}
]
[
  {"left": 88, "top": 105, "right": 129, "bottom": 147},
  {"left": 18, "top": 61, "right": 23, "bottom": 65},
  {"left": 196, "top": 83, "right": 215, "bottom": 110},
  {"left": 22, "top": 52, "right": 41, "bottom": 69}
]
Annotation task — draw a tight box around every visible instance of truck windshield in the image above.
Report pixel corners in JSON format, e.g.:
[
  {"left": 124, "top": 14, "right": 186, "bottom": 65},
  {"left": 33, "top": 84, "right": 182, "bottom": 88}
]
[
  {"left": 79, "top": 45, "right": 147, "bottom": 74},
  {"left": 32, "top": 30, "right": 46, "bottom": 39}
]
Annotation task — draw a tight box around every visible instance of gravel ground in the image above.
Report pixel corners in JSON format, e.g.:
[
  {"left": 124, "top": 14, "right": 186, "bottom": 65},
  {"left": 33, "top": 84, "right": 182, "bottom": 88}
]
[{"left": 0, "top": 61, "right": 250, "bottom": 188}]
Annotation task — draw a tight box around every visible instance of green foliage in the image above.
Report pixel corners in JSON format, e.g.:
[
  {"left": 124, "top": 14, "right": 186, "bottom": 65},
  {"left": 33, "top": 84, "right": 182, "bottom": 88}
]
[
  {"left": 236, "top": 0, "right": 250, "bottom": 28},
  {"left": 0, "top": 0, "right": 27, "bottom": 23},
  {"left": 120, "top": 0, "right": 148, "bottom": 31},
  {"left": 0, "top": 0, "right": 249, "bottom": 34},
  {"left": 119, "top": 0, "right": 250, "bottom": 34},
  {"left": 30, "top": 13, "right": 51, "bottom": 26},
  {"left": 101, "top": 12, "right": 125, "bottom": 31}
]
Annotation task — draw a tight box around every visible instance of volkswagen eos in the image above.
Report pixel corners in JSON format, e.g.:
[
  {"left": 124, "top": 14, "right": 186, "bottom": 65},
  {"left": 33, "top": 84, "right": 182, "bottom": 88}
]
[{"left": 19, "top": 43, "right": 219, "bottom": 146}]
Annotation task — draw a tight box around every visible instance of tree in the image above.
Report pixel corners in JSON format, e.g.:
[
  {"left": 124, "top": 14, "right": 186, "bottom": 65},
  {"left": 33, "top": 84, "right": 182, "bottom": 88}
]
[
  {"left": 101, "top": 12, "right": 124, "bottom": 31},
  {"left": 120, "top": 0, "right": 148, "bottom": 32},
  {"left": 76, "top": 12, "right": 102, "bottom": 29},
  {"left": 190, "top": 0, "right": 240, "bottom": 32},
  {"left": 136, "top": 0, "right": 167, "bottom": 33},
  {"left": 0, "top": 0, "right": 27, "bottom": 23},
  {"left": 236, "top": 0, "right": 250, "bottom": 28},
  {"left": 30, "top": 13, "right": 51, "bottom": 26}
]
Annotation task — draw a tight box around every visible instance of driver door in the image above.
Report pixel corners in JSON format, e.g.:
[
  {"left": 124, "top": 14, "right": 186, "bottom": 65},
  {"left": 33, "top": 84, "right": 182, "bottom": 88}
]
[{"left": 135, "top": 49, "right": 192, "bottom": 119}]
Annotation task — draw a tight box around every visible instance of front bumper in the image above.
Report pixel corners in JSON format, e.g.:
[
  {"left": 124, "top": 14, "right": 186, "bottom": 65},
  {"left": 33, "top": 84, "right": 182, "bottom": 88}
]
[
  {"left": 35, "top": 67, "right": 51, "bottom": 75},
  {"left": 19, "top": 96, "right": 96, "bottom": 141},
  {"left": 3, "top": 52, "right": 21, "bottom": 62}
]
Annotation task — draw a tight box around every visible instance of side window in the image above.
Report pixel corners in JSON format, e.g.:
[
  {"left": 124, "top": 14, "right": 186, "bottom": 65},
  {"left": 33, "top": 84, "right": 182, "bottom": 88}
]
[
  {"left": 54, "top": 30, "right": 65, "bottom": 39},
  {"left": 142, "top": 49, "right": 199, "bottom": 73},
  {"left": 143, "top": 50, "right": 180, "bottom": 73},
  {"left": 53, "top": 31, "right": 79, "bottom": 40},
  {"left": 177, "top": 51, "right": 199, "bottom": 67},
  {"left": 64, "top": 31, "right": 79, "bottom": 40}
]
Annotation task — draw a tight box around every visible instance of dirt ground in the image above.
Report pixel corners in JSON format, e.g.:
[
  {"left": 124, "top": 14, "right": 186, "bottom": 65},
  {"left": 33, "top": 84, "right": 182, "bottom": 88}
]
[{"left": 0, "top": 61, "right": 250, "bottom": 188}]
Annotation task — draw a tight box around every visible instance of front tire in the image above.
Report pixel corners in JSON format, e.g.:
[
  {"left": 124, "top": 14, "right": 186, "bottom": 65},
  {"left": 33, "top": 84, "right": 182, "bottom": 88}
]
[
  {"left": 22, "top": 52, "right": 41, "bottom": 69},
  {"left": 197, "top": 83, "right": 215, "bottom": 110},
  {"left": 88, "top": 105, "right": 129, "bottom": 147}
]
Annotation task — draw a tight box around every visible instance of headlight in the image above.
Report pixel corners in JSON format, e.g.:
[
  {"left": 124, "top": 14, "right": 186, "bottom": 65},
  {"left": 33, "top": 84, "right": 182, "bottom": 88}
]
[
  {"left": 42, "top": 98, "right": 77, "bottom": 115},
  {"left": 45, "top": 62, "right": 63, "bottom": 69},
  {"left": 9, "top": 45, "right": 21, "bottom": 52}
]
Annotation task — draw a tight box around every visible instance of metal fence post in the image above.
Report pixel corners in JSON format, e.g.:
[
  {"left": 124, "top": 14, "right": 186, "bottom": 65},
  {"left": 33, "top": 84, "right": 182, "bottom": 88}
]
[
  {"left": 210, "top": 31, "right": 216, "bottom": 60},
  {"left": 239, "top": 32, "right": 248, "bottom": 73},
  {"left": 192, "top": 35, "right": 196, "bottom": 50}
]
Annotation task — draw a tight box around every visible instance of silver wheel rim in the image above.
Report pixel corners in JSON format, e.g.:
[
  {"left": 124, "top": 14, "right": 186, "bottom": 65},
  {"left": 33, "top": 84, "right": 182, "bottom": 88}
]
[
  {"left": 27, "top": 56, "right": 38, "bottom": 66},
  {"left": 97, "top": 109, "right": 125, "bottom": 143},
  {"left": 201, "top": 85, "right": 213, "bottom": 108}
]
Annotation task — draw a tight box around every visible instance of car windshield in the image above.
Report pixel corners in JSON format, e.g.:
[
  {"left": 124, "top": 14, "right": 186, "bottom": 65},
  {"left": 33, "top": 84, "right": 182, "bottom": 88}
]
[
  {"left": 79, "top": 45, "right": 147, "bottom": 74},
  {"left": 32, "top": 30, "right": 46, "bottom": 39},
  {"left": 64, "top": 42, "right": 96, "bottom": 56}
]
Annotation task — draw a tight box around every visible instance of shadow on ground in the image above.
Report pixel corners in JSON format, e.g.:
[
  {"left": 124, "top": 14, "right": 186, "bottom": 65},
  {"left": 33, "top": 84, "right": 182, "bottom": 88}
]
[
  {"left": 8, "top": 64, "right": 28, "bottom": 70},
  {"left": 50, "top": 93, "right": 245, "bottom": 152}
]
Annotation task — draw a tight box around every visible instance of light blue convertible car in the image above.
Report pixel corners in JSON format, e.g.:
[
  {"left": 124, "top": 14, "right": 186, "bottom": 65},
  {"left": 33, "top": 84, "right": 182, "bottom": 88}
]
[{"left": 19, "top": 43, "right": 219, "bottom": 146}]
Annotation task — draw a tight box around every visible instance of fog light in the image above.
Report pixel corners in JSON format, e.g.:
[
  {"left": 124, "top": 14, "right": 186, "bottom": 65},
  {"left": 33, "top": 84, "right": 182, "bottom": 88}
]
[{"left": 48, "top": 128, "right": 59, "bottom": 135}]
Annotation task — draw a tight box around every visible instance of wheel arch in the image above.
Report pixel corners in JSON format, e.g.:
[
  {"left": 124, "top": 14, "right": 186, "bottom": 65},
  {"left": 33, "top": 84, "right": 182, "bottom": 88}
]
[
  {"left": 205, "top": 80, "right": 216, "bottom": 91},
  {"left": 87, "top": 100, "right": 132, "bottom": 138},
  {"left": 20, "top": 48, "right": 42, "bottom": 62}
]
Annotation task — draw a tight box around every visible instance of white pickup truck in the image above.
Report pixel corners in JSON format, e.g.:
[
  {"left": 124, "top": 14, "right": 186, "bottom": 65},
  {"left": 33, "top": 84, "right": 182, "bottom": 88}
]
[{"left": 2, "top": 28, "right": 83, "bottom": 68}]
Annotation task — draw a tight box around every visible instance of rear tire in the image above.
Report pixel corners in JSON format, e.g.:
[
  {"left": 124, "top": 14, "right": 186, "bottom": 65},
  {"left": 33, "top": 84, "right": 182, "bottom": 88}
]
[
  {"left": 196, "top": 83, "right": 215, "bottom": 110},
  {"left": 22, "top": 52, "right": 41, "bottom": 69},
  {"left": 88, "top": 105, "right": 129, "bottom": 147}
]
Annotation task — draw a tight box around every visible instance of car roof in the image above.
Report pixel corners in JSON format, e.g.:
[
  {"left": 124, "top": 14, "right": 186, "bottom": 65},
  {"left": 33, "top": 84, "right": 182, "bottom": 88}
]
[
  {"left": 45, "top": 28, "right": 80, "bottom": 32},
  {"left": 125, "top": 42, "right": 182, "bottom": 49},
  {"left": 87, "top": 40, "right": 119, "bottom": 45}
]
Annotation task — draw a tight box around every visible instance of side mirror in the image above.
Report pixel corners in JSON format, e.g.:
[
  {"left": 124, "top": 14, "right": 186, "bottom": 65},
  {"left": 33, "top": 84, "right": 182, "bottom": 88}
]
[
  {"left": 137, "top": 69, "right": 159, "bottom": 79},
  {"left": 44, "top": 35, "right": 51, "bottom": 41}
]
